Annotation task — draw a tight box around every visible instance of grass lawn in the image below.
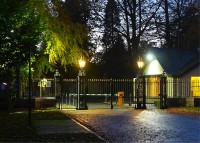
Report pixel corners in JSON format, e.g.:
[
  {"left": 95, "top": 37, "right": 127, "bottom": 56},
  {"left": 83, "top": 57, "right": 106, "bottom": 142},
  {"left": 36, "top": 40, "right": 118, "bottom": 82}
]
[
  {"left": 0, "top": 108, "right": 105, "bottom": 142},
  {"left": 159, "top": 107, "right": 200, "bottom": 117},
  {"left": 166, "top": 107, "right": 200, "bottom": 114}
]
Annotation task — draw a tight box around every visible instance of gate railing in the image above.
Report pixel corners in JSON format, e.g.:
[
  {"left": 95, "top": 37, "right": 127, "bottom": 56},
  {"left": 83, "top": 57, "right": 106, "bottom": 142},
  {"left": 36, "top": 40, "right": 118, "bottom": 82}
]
[
  {"left": 21, "top": 78, "right": 200, "bottom": 108},
  {"left": 22, "top": 78, "right": 200, "bottom": 98},
  {"left": 32, "top": 79, "right": 56, "bottom": 98}
]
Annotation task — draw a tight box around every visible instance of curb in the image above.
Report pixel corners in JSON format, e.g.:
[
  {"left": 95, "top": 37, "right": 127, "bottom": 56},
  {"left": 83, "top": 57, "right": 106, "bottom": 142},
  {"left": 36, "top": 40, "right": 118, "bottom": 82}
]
[{"left": 71, "top": 118, "right": 107, "bottom": 142}]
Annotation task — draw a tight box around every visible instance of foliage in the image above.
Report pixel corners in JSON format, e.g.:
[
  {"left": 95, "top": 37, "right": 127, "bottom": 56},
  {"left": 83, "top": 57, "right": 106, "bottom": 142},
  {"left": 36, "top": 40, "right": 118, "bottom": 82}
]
[
  {"left": 87, "top": 0, "right": 106, "bottom": 53},
  {"left": 0, "top": 0, "right": 198, "bottom": 80},
  {"left": 90, "top": 0, "right": 199, "bottom": 77},
  {"left": 86, "top": 62, "right": 102, "bottom": 78},
  {"left": 45, "top": 23, "right": 86, "bottom": 66},
  {"left": 0, "top": 0, "right": 48, "bottom": 102},
  {"left": 154, "top": 0, "right": 199, "bottom": 49},
  {"left": 100, "top": 0, "right": 132, "bottom": 78},
  {"left": 101, "top": 35, "right": 132, "bottom": 78},
  {"left": 32, "top": 51, "right": 53, "bottom": 79},
  {"left": 0, "top": 0, "right": 91, "bottom": 99},
  {"left": 102, "top": 0, "right": 120, "bottom": 50},
  {"left": 0, "top": 0, "right": 45, "bottom": 77},
  {"left": 90, "top": 0, "right": 164, "bottom": 76},
  {"left": 172, "top": 1, "right": 199, "bottom": 49},
  {"left": 28, "top": 0, "right": 90, "bottom": 68}
]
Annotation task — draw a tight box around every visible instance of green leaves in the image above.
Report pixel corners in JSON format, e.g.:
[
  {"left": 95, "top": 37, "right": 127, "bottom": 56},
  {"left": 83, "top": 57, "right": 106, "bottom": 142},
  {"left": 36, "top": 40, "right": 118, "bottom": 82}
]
[
  {"left": 29, "top": 0, "right": 89, "bottom": 68},
  {"left": 0, "top": 0, "right": 89, "bottom": 80},
  {"left": 45, "top": 23, "right": 86, "bottom": 66}
]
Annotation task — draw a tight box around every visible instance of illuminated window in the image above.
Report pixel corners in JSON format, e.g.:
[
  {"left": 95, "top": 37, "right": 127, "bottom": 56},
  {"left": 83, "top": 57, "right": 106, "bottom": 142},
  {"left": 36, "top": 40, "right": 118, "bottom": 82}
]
[
  {"left": 147, "top": 77, "right": 160, "bottom": 97},
  {"left": 191, "top": 77, "right": 200, "bottom": 96}
]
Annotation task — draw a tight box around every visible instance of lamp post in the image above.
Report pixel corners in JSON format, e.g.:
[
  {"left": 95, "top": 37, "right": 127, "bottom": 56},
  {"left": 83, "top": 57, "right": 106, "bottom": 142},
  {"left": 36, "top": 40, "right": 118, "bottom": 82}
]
[
  {"left": 54, "top": 70, "right": 60, "bottom": 96},
  {"left": 77, "top": 57, "right": 87, "bottom": 110},
  {"left": 28, "top": 46, "right": 31, "bottom": 126},
  {"left": 54, "top": 70, "right": 61, "bottom": 108},
  {"left": 136, "top": 56, "right": 146, "bottom": 109}
]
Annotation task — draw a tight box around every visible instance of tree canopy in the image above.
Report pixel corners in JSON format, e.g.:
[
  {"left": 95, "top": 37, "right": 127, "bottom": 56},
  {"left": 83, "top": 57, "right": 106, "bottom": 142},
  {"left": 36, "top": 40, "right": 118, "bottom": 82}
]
[
  {"left": 100, "top": 0, "right": 132, "bottom": 77},
  {"left": 0, "top": 0, "right": 199, "bottom": 80},
  {"left": 0, "top": 0, "right": 91, "bottom": 79},
  {"left": 28, "top": 0, "right": 90, "bottom": 69},
  {"left": 0, "top": 0, "right": 43, "bottom": 75},
  {"left": 91, "top": 0, "right": 199, "bottom": 77}
]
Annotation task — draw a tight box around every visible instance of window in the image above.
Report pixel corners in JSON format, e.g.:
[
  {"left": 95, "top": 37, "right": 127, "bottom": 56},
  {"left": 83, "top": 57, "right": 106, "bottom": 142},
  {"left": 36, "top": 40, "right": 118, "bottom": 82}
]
[{"left": 191, "top": 77, "right": 200, "bottom": 96}]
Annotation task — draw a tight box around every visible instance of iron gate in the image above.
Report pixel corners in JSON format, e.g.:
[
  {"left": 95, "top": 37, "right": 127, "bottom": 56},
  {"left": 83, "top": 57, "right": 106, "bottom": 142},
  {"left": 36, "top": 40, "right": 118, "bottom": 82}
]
[
  {"left": 57, "top": 77, "right": 168, "bottom": 109},
  {"left": 136, "top": 75, "right": 167, "bottom": 109},
  {"left": 30, "top": 77, "right": 167, "bottom": 109},
  {"left": 58, "top": 78, "right": 135, "bottom": 109},
  {"left": 160, "top": 76, "right": 167, "bottom": 109}
]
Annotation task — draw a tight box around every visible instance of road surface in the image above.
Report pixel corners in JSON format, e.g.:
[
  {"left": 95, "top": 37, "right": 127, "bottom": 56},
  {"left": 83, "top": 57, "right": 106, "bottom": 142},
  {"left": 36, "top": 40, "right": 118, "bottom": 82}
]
[{"left": 63, "top": 109, "right": 200, "bottom": 143}]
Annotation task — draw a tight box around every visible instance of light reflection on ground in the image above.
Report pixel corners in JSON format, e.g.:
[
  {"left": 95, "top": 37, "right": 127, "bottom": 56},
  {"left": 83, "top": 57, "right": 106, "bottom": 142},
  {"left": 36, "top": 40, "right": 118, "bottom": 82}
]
[{"left": 62, "top": 109, "right": 200, "bottom": 143}]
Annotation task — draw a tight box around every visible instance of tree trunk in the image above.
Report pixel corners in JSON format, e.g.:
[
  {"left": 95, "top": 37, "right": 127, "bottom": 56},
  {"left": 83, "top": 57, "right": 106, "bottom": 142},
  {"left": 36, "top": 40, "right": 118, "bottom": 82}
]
[
  {"left": 164, "top": 0, "right": 171, "bottom": 48},
  {"left": 16, "top": 67, "right": 20, "bottom": 99}
]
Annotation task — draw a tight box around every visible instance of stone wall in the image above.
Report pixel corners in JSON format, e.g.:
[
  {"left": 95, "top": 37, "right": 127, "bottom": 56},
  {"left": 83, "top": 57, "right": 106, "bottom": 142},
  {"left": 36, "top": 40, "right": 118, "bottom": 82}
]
[
  {"left": 167, "top": 98, "right": 200, "bottom": 107},
  {"left": 194, "top": 98, "right": 200, "bottom": 107},
  {"left": 16, "top": 97, "right": 56, "bottom": 109},
  {"left": 167, "top": 98, "right": 186, "bottom": 107},
  {"left": 33, "top": 97, "right": 56, "bottom": 109}
]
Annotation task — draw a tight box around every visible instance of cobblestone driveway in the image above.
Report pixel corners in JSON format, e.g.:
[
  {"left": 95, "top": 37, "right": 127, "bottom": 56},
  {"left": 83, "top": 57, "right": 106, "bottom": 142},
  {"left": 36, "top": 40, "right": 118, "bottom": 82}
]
[{"left": 63, "top": 109, "right": 200, "bottom": 143}]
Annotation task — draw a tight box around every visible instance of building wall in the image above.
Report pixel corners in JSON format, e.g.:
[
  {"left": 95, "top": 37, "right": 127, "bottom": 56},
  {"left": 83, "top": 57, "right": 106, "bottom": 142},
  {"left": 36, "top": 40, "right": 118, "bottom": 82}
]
[
  {"left": 180, "top": 64, "right": 200, "bottom": 97},
  {"left": 143, "top": 59, "right": 200, "bottom": 98},
  {"left": 180, "top": 64, "right": 200, "bottom": 79},
  {"left": 143, "top": 59, "right": 164, "bottom": 76}
]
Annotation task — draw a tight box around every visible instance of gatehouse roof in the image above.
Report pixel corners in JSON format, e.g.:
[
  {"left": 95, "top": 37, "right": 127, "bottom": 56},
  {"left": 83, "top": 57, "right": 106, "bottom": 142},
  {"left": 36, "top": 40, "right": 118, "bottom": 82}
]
[{"left": 146, "top": 48, "right": 200, "bottom": 76}]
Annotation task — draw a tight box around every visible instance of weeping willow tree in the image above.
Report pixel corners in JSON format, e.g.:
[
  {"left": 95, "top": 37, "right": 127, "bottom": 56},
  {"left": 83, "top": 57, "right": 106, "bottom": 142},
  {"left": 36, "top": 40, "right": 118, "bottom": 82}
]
[
  {"left": 45, "top": 19, "right": 88, "bottom": 66},
  {"left": 29, "top": 0, "right": 89, "bottom": 69}
]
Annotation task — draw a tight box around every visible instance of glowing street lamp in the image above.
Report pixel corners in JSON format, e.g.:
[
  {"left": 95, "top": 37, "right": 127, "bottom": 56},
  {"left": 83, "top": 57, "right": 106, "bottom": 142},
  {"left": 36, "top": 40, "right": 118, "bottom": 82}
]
[
  {"left": 136, "top": 56, "right": 146, "bottom": 109},
  {"left": 77, "top": 56, "right": 87, "bottom": 110},
  {"left": 79, "top": 57, "right": 86, "bottom": 69},
  {"left": 78, "top": 57, "right": 86, "bottom": 77},
  {"left": 137, "top": 56, "right": 144, "bottom": 69}
]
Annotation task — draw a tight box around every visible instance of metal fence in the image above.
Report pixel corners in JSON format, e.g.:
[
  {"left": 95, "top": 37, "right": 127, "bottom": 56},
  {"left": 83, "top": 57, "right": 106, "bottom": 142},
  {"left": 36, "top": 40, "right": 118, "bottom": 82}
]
[
  {"left": 32, "top": 79, "right": 56, "bottom": 98},
  {"left": 21, "top": 78, "right": 200, "bottom": 109},
  {"left": 167, "top": 79, "right": 191, "bottom": 98},
  {"left": 57, "top": 78, "right": 135, "bottom": 109}
]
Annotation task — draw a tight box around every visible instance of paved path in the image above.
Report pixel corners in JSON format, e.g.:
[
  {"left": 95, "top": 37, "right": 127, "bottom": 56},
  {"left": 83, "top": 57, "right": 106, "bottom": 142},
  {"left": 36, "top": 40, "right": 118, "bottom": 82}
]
[
  {"left": 62, "top": 109, "right": 200, "bottom": 143},
  {"left": 36, "top": 120, "right": 89, "bottom": 135}
]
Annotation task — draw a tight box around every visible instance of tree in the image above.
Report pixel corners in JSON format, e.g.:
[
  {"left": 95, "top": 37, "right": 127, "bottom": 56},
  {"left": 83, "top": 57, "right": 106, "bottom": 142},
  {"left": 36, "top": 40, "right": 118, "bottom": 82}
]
[
  {"left": 153, "top": 0, "right": 199, "bottom": 49},
  {"left": 0, "top": 0, "right": 42, "bottom": 73},
  {"left": 171, "top": 0, "right": 199, "bottom": 49},
  {"left": 0, "top": 0, "right": 91, "bottom": 100},
  {"left": 102, "top": 0, "right": 120, "bottom": 50},
  {"left": 0, "top": 0, "right": 45, "bottom": 99},
  {"left": 88, "top": 0, "right": 163, "bottom": 76},
  {"left": 164, "top": 0, "right": 172, "bottom": 48},
  {"left": 101, "top": 35, "right": 131, "bottom": 78},
  {"left": 100, "top": 0, "right": 131, "bottom": 77},
  {"left": 88, "top": 0, "right": 107, "bottom": 53},
  {"left": 114, "top": 0, "right": 163, "bottom": 75},
  {"left": 28, "top": 0, "right": 90, "bottom": 69}
]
